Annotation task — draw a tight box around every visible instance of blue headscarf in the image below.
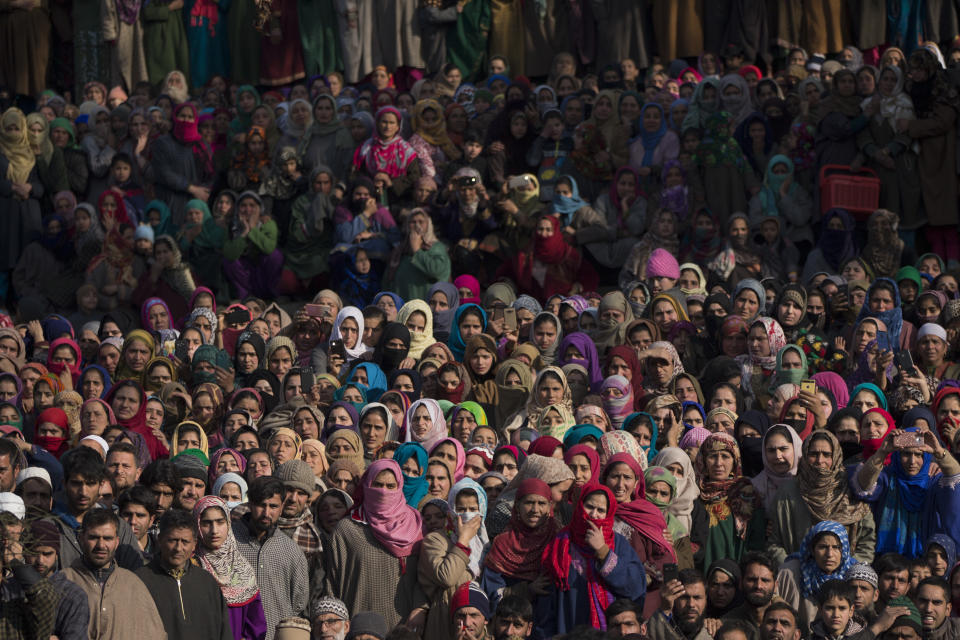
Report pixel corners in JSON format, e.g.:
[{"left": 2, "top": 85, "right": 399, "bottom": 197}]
[
  {"left": 42, "top": 314, "right": 74, "bottom": 341},
  {"left": 792, "top": 520, "right": 856, "bottom": 598},
  {"left": 756, "top": 154, "right": 799, "bottom": 218},
  {"left": 681, "top": 401, "right": 707, "bottom": 430},
  {"left": 926, "top": 534, "right": 958, "bottom": 571},
  {"left": 623, "top": 412, "right": 659, "bottom": 462},
  {"left": 850, "top": 382, "right": 889, "bottom": 410},
  {"left": 562, "top": 424, "right": 604, "bottom": 450},
  {"left": 447, "top": 304, "right": 487, "bottom": 361},
  {"left": 81, "top": 364, "right": 113, "bottom": 398},
  {"left": 854, "top": 278, "right": 904, "bottom": 351},
  {"left": 637, "top": 103, "right": 668, "bottom": 167},
  {"left": 393, "top": 442, "right": 429, "bottom": 507},
  {"left": 347, "top": 362, "right": 387, "bottom": 401},
  {"left": 668, "top": 99, "right": 690, "bottom": 132},
  {"left": 333, "top": 382, "right": 368, "bottom": 414},
  {"left": 876, "top": 428, "right": 935, "bottom": 557},
  {"left": 486, "top": 74, "right": 510, "bottom": 89},
  {"left": 550, "top": 175, "right": 587, "bottom": 225},
  {"left": 373, "top": 291, "right": 405, "bottom": 312}
]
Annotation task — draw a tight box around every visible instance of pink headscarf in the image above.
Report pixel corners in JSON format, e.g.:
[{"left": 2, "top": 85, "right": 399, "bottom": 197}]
[
  {"left": 81, "top": 398, "right": 117, "bottom": 425},
  {"left": 350, "top": 459, "right": 423, "bottom": 558},
  {"left": 430, "top": 437, "right": 466, "bottom": 481},
  {"left": 812, "top": 371, "right": 849, "bottom": 408},
  {"left": 453, "top": 275, "right": 481, "bottom": 304}
]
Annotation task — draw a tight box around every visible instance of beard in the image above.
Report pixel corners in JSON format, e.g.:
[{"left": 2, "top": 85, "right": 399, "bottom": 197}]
[
  {"left": 677, "top": 613, "right": 704, "bottom": 638},
  {"left": 745, "top": 589, "right": 774, "bottom": 607}
]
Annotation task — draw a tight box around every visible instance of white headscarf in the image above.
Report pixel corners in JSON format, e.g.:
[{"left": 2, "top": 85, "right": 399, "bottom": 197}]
[{"left": 330, "top": 306, "right": 371, "bottom": 360}]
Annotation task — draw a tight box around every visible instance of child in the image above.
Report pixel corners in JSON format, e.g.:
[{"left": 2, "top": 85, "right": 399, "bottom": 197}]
[
  {"left": 442, "top": 128, "right": 489, "bottom": 186},
  {"left": 811, "top": 580, "right": 871, "bottom": 640},
  {"left": 68, "top": 283, "right": 101, "bottom": 328},
  {"left": 108, "top": 153, "right": 146, "bottom": 222},
  {"left": 526, "top": 110, "right": 572, "bottom": 202},
  {"left": 333, "top": 247, "right": 380, "bottom": 309}
]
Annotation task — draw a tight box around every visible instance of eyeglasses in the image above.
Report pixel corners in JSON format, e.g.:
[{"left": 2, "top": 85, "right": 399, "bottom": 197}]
[{"left": 315, "top": 618, "right": 344, "bottom": 628}]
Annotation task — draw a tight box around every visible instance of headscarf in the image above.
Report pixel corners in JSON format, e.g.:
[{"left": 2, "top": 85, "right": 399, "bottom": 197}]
[
  {"left": 756, "top": 155, "right": 800, "bottom": 218},
  {"left": 411, "top": 99, "right": 460, "bottom": 160},
  {"left": 636, "top": 104, "right": 668, "bottom": 167},
  {"left": 447, "top": 477, "right": 489, "bottom": 576},
  {"left": 600, "top": 375, "right": 634, "bottom": 429},
  {"left": 793, "top": 520, "right": 857, "bottom": 598},
  {"left": 404, "top": 399, "right": 447, "bottom": 452},
  {"left": 876, "top": 427, "right": 935, "bottom": 557},
  {"left": 650, "top": 447, "right": 699, "bottom": 533},
  {"left": 542, "top": 484, "right": 618, "bottom": 628},
  {"left": 750, "top": 424, "right": 803, "bottom": 511},
  {"left": 694, "top": 433, "right": 758, "bottom": 539},
  {"left": 427, "top": 282, "right": 460, "bottom": 339},
  {"left": 797, "top": 431, "right": 871, "bottom": 525},
  {"left": 330, "top": 306, "right": 370, "bottom": 360},
  {"left": 556, "top": 332, "right": 603, "bottom": 391},
  {"left": 396, "top": 300, "right": 435, "bottom": 360},
  {"left": 393, "top": 442, "right": 429, "bottom": 507},
  {"left": 0, "top": 108, "right": 35, "bottom": 183},
  {"left": 867, "top": 65, "right": 915, "bottom": 131},
  {"left": 551, "top": 176, "right": 588, "bottom": 226},
  {"left": 353, "top": 107, "right": 418, "bottom": 178},
  {"left": 644, "top": 466, "right": 688, "bottom": 541},
  {"left": 746, "top": 317, "right": 786, "bottom": 371},
  {"left": 484, "top": 478, "right": 559, "bottom": 580},
  {"left": 193, "top": 496, "right": 260, "bottom": 605},
  {"left": 860, "top": 407, "right": 895, "bottom": 463},
  {"left": 447, "top": 304, "right": 487, "bottom": 361},
  {"left": 350, "top": 460, "right": 423, "bottom": 558},
  {"left": 719, "top": 74, "right": 753, "bottom": 125}
]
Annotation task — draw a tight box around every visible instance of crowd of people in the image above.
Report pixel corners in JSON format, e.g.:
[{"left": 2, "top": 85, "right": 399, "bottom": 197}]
[{"left": 4, "top": 3, "right": 960, "bottom": 640}]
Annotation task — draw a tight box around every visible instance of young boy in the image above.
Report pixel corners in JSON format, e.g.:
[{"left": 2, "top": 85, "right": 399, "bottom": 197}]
[
  {"left": 442, "top": 128, "right": 489, "bottom": 186},
  {"left": 526, "top": 110, "right": 571, "bottom": 201},
  {"left": 811, "top": 580, "right": 871, "bottom": 640}
]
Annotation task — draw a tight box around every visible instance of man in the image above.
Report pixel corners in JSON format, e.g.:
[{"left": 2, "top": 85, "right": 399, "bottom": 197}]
[
  {"left": 451, "top": 582, "right": 491, "bottom": 640},
  {"left": 362, "top": 306, "right": 387, "bottom": 348},
  {"left": 118, "top": 485, "right": 158, "bottom": 559},
  {"left": 23, "top": 519, "right": 90, "bottom": 640},
  {"left": 649, "top": 569, "right": 713, "bottom": 640},
  {"left": 347, "top": 612, "right": 388, "bottom": 640},
  {"left": 915, "top": 578, "right": 960, "bottom": 640},
  {"left": 15, "top": 466, "right": 53, "bottom": 516},
  {"left": 879, "top": 597, "right": 923, "bottom": 640},
  {"left": 0, "top": 438, "right": 22, "bottom": 492},
  {"left": 171, "top": 451, "right": 207, "bottom": 511},
  {"left": 136, "top": 509, "right": 233, "bottom": 640},
  {"left": 760, "top": 603, "right": 802, "bottom": 640},
  {"left": 724, "top": 553, "right": 780, "bottom": 636},
  {"left": 105, "top": 442, "right": 142, "bottom": 492},
  {"left": 51, "top": 452, "right": 141, "bottom": 570},
  {"left": 311, "top": 596, "right": 350, "bottom": 640},
  {"left": 234, "top": 476, "right": 309, "bottom": 640},
  {"left": 0, "top": 494, "right": 58, "bottom": 639},
  {"left": 846, "top": 562, "right": 880, "bottom": 624},
  {"left": 876, "top": 554, "right": 911, "bottom": 612},
  {"left": 605, "top": 598, "right": 643, "bottom": 638},
  {"left": 140, "top": 459, "right": 182, "bottom": 519},
  {"left": 717, "top": 621, "right": 755, "bottom": 640},
  {"left": 60, "top": 509, "right": 165, "bottom": 639},
  {"left": 275, "top": 459, "right": 322, "bottom": 561},
  {"left": 492, "top": 595, "right": 535, "bottom": 640}
]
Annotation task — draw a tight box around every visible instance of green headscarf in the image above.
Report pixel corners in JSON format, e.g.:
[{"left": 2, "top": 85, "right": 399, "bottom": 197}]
[
  {"left": 181, "top": 198, "right": 226, "bottom": 252},
  {"left": 191, "top": 345, "right": 232, "bottom": 385},
  {"left": 229, "top": 85, "right": 261, "bottom": 134},
  {"left": 895, "top": 265, "right": 923, "bottom": 292},
  {"left": 643, "top": 466, "right": 688, "bottom": 539},
  {"left": 454, "top": 401, "right": 488, "bottom": 426},
  {"left": 769, "top": 344, "right": 808, "bottom": 391},
  {"left": 146, "top": 200, "right": 176, "bottom": 238},
  {"left": 50, "top": 117, "right": 78, "bottom": 149}
]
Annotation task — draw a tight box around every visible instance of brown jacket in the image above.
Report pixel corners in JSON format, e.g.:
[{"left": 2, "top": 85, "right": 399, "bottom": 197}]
[{"left": 62, "top": 559, "right": 167, "bottom": 640}]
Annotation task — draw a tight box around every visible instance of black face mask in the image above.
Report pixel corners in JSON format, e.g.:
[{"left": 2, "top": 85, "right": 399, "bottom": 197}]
[
  {"left": 738, "top": 436, "right": 764, "bottom": 477},
  {"left": 838, "top": 439, "right": 863, "bottom": 461},
  {"left": 783, "top": 418, "right": 807, "bottom": 435},
  {"left": 380, "top": 347, "right": 407, "bottom": 373}
]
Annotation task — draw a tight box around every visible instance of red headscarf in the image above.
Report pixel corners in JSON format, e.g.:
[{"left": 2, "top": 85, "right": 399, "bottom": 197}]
[
  {"left": 528, "top": 436, "right": 563, "bottom": 458},
  {"left": 543, "top": 483, "right": 618, "bottom": 628},
  {"left": 933, "top": 387, "right": 960, "bottom": 445},
  {"left": 173, "top": 103, "right": 201, "bottom": 143},
  {"left": 46, "top": 337, "right": 82, "bottom": 388},
  {"left": 564, "top": 443, "right": 601, "bottom": 504},
  {"left": 533, "top": 215, "right": 569, "bottom": 264},
  {"left": 97, "top": 189, "right": 133, "bottom": 228},
  {"left": 35, "top": 407, "right": 70, "bottom": 458},
  {"left": 861, "top": 407, "right": 895, "bottom": 464},
  {"left": 778, "top": 396, "right": 815, "bottom": 440},
  {"left": 484, "top": 478, "right": 558, "bottom": 580},
  {"left": 103, "top": 380, "right": 167, "bottom": 460},
  {"left": 350, "top": 459, "right": 423, "bottom": 560}
]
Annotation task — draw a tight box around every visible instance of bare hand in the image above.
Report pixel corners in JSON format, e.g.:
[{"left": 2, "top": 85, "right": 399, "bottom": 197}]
[
  {"left": 833, "top": 336, "right": 846, "bottom": 352},
  {"left": 871, "top": 606, "right": 912, "bottom": 634},
  {"left": 798, "top": 389, "right": 825, "bottom": 428},
  {"left": 409, "top": 231, "right": 423, "bottom": 253},
  {"left": 583, "top": 520, "right": 606, "bottom": 553},
  {"left": 188, "top": 184, "right": 210, "bottom": 201},
  {"left": 528, "top": 574, "right": 552, "bottom": 596},
  {"left": 704, "top": 619, "right": 723, "bottom": 636},
  {"left": 214, "top": 365, "right": 235, "bottom": 391},
  {"left": 896, "top": 118, "right": 910, "bottom": 133},
  {"left": 27, "top": 319, "right": 43, "bottom": 342},
  {"left": 456, "top": 514, "right": 483, "bottom": 545},
  {"left": 660, "top": 578, "right": 685, "bottom": 612}
]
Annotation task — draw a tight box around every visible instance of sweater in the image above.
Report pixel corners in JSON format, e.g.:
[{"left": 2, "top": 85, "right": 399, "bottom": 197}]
[{"left": 136, "top": 559, "right": 233, "bottom": 640}]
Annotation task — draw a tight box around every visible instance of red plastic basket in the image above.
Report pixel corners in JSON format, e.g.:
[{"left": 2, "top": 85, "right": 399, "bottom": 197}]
[{"left": 819, "top": 164, "right": 881, "bottom": 221}]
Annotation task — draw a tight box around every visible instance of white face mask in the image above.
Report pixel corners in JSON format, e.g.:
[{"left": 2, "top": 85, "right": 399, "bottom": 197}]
[
  {"left": 458, "top": 511, "right": 480, "bottom": 523},
  {"left": 225, "top": 500, "right": 241, "bottom": 510}
]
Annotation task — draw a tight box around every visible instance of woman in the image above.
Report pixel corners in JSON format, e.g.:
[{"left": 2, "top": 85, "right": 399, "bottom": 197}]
[
  {"left": 299, "top": 94, "right": 354, "bottom": 177},
  {"left": 748, "top": 155, "right": 814, "bottom": 253},
  {"left": 397, "top": 300, "right": 435, "bottom": 361},
  {"left": 0, "top": 108, "right": 43, "bottom": 289},
  {"left": 854, "top": 426, "right": 957, "bottom": 557},
  {"left": 814, "top": 69, "right": 865, "bottom": 168},
  {"left": 775, "top": 520, "right": 858, "bottom": 630},
  {"left": 737, "top": 317, "right": 787, "bottom": 408},
  {"left": 352, "top": 106, "right": 420, "bottom": 197},
  {"left": 502, "top": 366, "right": 573, "bottom": 438},
  {"left": 767, "top": 430, "right": 875, "bottom": 565},
  {"left": 801, "top": 209, "right": 857, "bottom": 284},
  {"left": 541, "top": 484, "right": 646, "bottom": 635},
  {"left": 404, "top": 399, "right": 448, "bottom": 453},
  {"left": 650, "top": 447, "right": 700, "bottom": 535},
  {"left": 749, "top": 424, "right": 803, "bottom": 511},
  {"left": 692, "top": 432, "right": 765, "bottom": 569},
  {"left": 418, "top": 478, "right": 488, "bottom": 640},
  {"left": 486, "top": 453, "right": 575, "bottom": 539},
  {"left": 393, "top": 442, "right": 429, "bottom": 508},
  {"left": 104, "top": 379, "right": 168, "bottom": 460},
  {"left": 193, "top": 495, "right": 268, "bottom": 640},
  {"left": 384, "top": 209, "right": 451, "bottom": 302},
  {"left": 499, "top": 214, "right": 598, "bottom": 301}
]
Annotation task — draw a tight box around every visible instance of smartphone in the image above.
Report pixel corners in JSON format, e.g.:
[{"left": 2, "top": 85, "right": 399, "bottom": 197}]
[
  {"left": 896, "top": 349, "right": 915, "bottom": 374},
  {"left": 894, "top": 432, "right": 924, "bottom": 449},
  {"left": 507, "top": 175, "right": 532, "bottom": 190},
  {"left": 174, "top": 337, "right": 190, "bottom": 362},
  {"left": 300, "top": 366, "right": 315, "bottom": 393},
  {"left": 663, "top": 563, "right": 679, "bottom": 585},
  {"left": 800, "top": 379, "right": 816, "bottom": 395},
  {"left": 304, "top": 303, "right": 327, "bottom": 318},
  {"left": 502, "top": 308, "right": 518, "bottom": 332},
  {"left": 876, "top": 331, "right": 891, "bottom": 352},
  {"left": 225, "top": 309, "right": 249, "bottom": 326}
]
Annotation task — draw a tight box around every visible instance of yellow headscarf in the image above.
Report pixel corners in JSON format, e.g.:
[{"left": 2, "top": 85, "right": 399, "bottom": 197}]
[
  {"left": 396, "top": 299, "right": 435, "bottom": 360},
  {"left": 25, "top": 112, "right": 54, "bottom": 165},
  {"left": 411, "top": 99, "right": 461, "bottom": 160},
  {"left": 0, "top": 108, "right": 36, "bottom": 184},
  {"left": 171, "top": 420, "right": 210, "bottom": 457}
]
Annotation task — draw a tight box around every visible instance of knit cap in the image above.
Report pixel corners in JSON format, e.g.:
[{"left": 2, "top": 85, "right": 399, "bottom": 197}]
[
  {"left": 449, "top": 582, "right": 490, "bottom": 619},
  {"left": 274, "top": 617, "right": 311, "bottom": 640},
  {"left": 679, "top": 427, "right": 711, "bottom": 450},
  {"left": 134, "top": 224, "right": 154, "bottom": 242},
  {"left": 275, "top": 459, "right": 316, "bottom": 494},
  {"left": 887, "top": 595, "right": 922, "bottom": 632},
  {"left": 311, "top": 596, "right": 349, "bottom": 621},
  {"left": 646, "top": 248, "right": 681, "bottom": 280},
  {"left": 346, "top": 612, "right": 388, "bottom": 640},
  {"left": 844, "top": 562, "right": 877, "bottom": 588},
  {"left": 172, "top": 451, "right": 208, "bottom": 482}
]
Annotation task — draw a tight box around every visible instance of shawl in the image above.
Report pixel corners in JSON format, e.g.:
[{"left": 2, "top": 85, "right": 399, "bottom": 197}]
[
  {"left": 448, "top": 304, "right": 487, "bottom": 361},
  {"left": 25, "top": 112, "right": 54, "bottom": 165},
  {"left": 330, "top": 306, "right": 371, "bottom": 361},
  {"left": 682, "top": 77, "right": 721, "bottom": 132},
  {"left": 0, "top": 108, "right": 35, "bottom": 183},
  {"left": 585, "top": 90, "right": 624, "bottom": 158},
  {"left": 396, "top": 300, "right": 435, "bottom": 360},
  {"left": 350, "top": 459, "right": 423, "bottom": 558},
  {"left": 749, "top": 424, "right": 803, "bottom": 511},
  {"left": 603, "top": 346, "right": 644, "bottom": 409},
  {"left": 551, "top": 177, "right": 588, "bottom": 227},
  {"left": 797, "top": 431, "right": 871, "bottom": 524},
  {"left": 877, "top": 432, "right": 935, "bottom": 557},
  {"left": 193, "top": 496, "right": 260, "bottom": 606},
  {"left": 523, "top": 366, "right": 573, "bottom": 428},
  {"left": 448, "top": 478, "right": 489, "bottom": 577},
  {"left": 746, "top": 317, "right": 786, "bottom": 371},
  {"left": 529, "top": 311, "right": 563, "bottom": 365},
  {"left": 719, "top": 74, "right": 753, "bottom": 126},
  {"left": 756, "top": 155, "right": 799, "bottom": 218},
  {"left": 792, "top": 520, "right": 856, "bottom": 598},
  {"left": 866, "top": 65, "right": 915, "bottom": 130},
  {"left": 600, "top": 376, "right": 634, "bottom": 429},
  {"left": 816, "top": 208, "right": 857, "bottom": 271},
  {"left": 427, "top": 282, "right": 460, "bottom": 339},
  {"left": 542, "top": 484, "right": 617, "bottom": 629},
  {"left": 650, "top": 447, "right": 699, "bottom": 533},
  {"left": 411, "top": 99, "right": 460, "bottom": 160},
  {"left": 861, "top": 211, "right": 904, "bottom": 279},
  {"left": 404, "top": 399, "right": 448, "bottom": 452},
  {"left": 494, "top": 359, "right": 533, "bottom": 428},
  {"left": 601, "top": 453, "right": 675, "bottom": 561},
  {"left": 636, "top": 104, "right": 668, "bottom": 167},
  {"left": 393, "top": 442, "right": 429, "bottom": 507},
  {"left": 564, "top": 444, "right": 601, "bottom": 487},
  {"left": 326, "top": 429, "right": 365, "bottom": 470},
  {"left": 569, "top": 123, "right": 613, "bottom": 181},
  {"left": 593, "top": 292, "right": 634, "bottom": 354},
  {"left": 860, "top": 406, "right": 895, "bottom": 463},
  {"left": 694, "top": 111, "right": 744, "bottom": 169},
  {"left": 694, "top": 433, "right": 757, "bottom": 539},
  {"left": 353, "top": 107, "right": 417, "bottom": 178},
  {"left": 644, "top": 466, "right": 688, "bottom": 541},
  {"left": 815, "top": 70, "right": 864, "bottom": 122},
  {"left": 556, "top": 332, "right": 603, "bottom": 391},
  {"left": 484, "top": 478, "right": 559, "bottom": 580}
]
